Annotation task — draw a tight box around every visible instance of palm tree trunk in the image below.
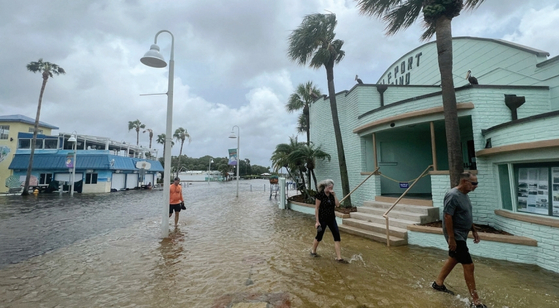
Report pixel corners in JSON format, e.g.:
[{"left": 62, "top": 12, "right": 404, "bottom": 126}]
[
  {"left": 325, "top": 64, "right": 351, "bottom": 205},
  {"left": 436, "top": 17, "right": 464, "bottom": 187},
  {"left": 177, "top": 142, "right": 184, "bottom": 178},
  {"left": 22, "top": 74, "right": 49, "bottom": 196},
  {"left": 311, "top": 169, "right": 318, "bottom": 191},
  {"left": 136, "top": 129, "right": 140, "bottom": 146}
]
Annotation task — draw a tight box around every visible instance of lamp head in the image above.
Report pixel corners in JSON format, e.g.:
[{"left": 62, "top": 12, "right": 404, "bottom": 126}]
[
  {"left": 68, "top": 134, "right": 77, "bottom": 143},
  {"left": 141, "top": 44, "right": 167, "bottom": 68},
  {"left": 229, "top": 132, "right": 237, "bottom": 139}
]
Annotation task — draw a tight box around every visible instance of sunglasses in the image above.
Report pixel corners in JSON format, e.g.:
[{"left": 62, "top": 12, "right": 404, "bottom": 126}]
[{"left": 469, "top": 181, "right": 479, "bottom": 186}]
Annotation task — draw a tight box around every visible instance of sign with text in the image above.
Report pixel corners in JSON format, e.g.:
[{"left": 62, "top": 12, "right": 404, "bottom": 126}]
[
  {"left": 228, "top": 148, "right": 238, "bottom": 166},
  {"left": 399, "top": 182, "right": 409, "bottom": 189}
]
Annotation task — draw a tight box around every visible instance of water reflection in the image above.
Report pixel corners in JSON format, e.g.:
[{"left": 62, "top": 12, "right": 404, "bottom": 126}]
[{"left": 0, "top": 180, "right": 558, "bottom": 307}]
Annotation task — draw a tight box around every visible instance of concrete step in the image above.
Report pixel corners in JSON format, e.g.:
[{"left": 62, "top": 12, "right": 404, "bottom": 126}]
[
  {"left": 362, "top": 201, "right": 440, "bottom": 217},
  {"left": 339, "top": 224, "right": 407, "bottom": 246},
  {"left": 342, "top": 218, "right": 408, "bottom": 238},
  {"left": 375, "top": 196, "right": 433, "bottom": 207},
  {"left": 354, "top": 206, "right": 437, "bottom": 224},
  {"left": 349, "top": 212, "right": 417, "bottom": 229}
]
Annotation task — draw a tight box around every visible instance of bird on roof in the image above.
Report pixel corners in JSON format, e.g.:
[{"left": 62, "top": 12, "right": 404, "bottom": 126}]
[
  {"left": 466, "top": 70, "right": 478, "bottom": 85},
  {"left": 355, "top": 75, "right": 363, "bottom": 84}
]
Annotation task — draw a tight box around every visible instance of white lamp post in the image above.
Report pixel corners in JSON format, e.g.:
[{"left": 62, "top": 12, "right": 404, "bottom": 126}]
[
  {"left": 208, "top": 159, "right": 213, "bottom": 184},
  {"left": 141, "top": 30, "right": 175, "bottom": 238},
  {"left": 68, "top": 132, "right": 77, "bottom": 197},
  {"left": 229, "top": 125, "right": 240, "bottom": 197}
]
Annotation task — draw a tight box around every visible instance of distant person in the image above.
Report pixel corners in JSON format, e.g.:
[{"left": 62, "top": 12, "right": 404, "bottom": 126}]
[
  {"left": 310, "top": 179, "right": 348, "bottom": 263},
  {"left": 169, "top": 177, "right": 184, "bottom": 226},
  {"left": 432, "top": 172, "right": 486, "bottom": 308}
]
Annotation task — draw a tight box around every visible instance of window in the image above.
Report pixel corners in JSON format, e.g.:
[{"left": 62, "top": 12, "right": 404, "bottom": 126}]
[
  {"left": 45, "top": 139, "right": 58, "bottom": 149},
  {"left": 39, "top": 173, "right": 53, "bottom": 185},
  {"left": 85, "top": 173, "right": 98, "bottom": 184},
  {"left": 19, "top": 139, "right": 31, "bottom": 149},
  {"left": 0, "top": 125, "right": 9, "bottom": 139},
  {"left": 28, "top": 127, "right": 43, "bottom": 134},
  {"left": 513, "top": 164, "right": 559, "bottom": 217}
]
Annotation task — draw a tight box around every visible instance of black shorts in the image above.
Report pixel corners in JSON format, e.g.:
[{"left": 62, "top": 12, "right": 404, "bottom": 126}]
[
  {"left": 169, "top": 204, "right": 181, "bottom": 214},
  {"left": 449, "top": 240, "right": 473, "bottom": 264},
  {"left": 315, "top": 218, "right": 341, "bottom": 242}
]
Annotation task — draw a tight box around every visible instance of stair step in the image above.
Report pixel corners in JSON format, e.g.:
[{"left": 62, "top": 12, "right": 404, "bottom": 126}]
[
  {"left": 362, "top": 201, "right": 440, "bottom": 215},
  {"left": 375, "top": 196, "right": 433, "bottom": 207},
  {"left": 349, "top": 212, "right": 417, "bottom": 229},
  {"left": 339, "top": 224, "right": 407, "bottom": 246},
  {"left": 355, "top": 207, "right": 437, "bottom": 224},
  {"left": 342, "top": 218, "right": 408, "bottom": 238}
]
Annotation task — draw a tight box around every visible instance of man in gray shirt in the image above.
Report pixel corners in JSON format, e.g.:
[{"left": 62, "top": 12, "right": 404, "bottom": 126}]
[{"left": 432, "top": 172, "right": 486, "bottom": 308}]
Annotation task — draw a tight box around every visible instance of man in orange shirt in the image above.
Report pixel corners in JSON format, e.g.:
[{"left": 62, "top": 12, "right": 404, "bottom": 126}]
[{"left": 169, "top": 177, "right": 184, "bottom": 226}]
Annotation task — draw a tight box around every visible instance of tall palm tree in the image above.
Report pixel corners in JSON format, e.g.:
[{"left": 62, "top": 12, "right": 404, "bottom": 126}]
[
  {"left": 128, "top": 120, "right": 145, "bottom": 146},
  {"left": 173, "top": 127, "right": 191, "bottom": 177},
  {"left": 356, "top": 0, "right": 485, "bottom": 186},
  {"left": 143, "top": 128, "right": 154, "bottom": 148},
  {"left": 271, "top": 137, "right": 309, "bottom": 198},
  {"left": 287, "top": 81, "right": 322, "bottom": 146},
  {"left": 289, "top": 143, "right": 331, "bottom": 191},
  {"left": 288, "top": 13, "right": 351, "bottom": 204},
  {"left": 156, "top": 133, "right": 174, "bottom": 166},
  {"left": 22, "top": 59, "right": 65, "bottom": 196}
]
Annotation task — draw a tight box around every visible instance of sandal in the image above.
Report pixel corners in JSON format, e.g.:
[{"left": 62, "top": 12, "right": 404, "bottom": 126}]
[
  {"left": 470, "top": 303, "right": 487, "bottom": 308},
  {"left": 310, "top": 252, "right": 319, "bottom": 257},
  {"left": 336, "top": 258, "right": 349, "bottom": 264},
  {"left": 431, "top": 281, "right": 455, "bottom": 295}
]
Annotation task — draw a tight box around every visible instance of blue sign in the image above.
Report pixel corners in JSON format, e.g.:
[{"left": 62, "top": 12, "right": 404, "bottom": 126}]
[{"left": 399, "top": 182, "right": 409, "bottom": 189}]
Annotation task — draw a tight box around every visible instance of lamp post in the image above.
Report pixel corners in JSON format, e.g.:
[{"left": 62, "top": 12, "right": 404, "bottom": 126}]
[
  {"left": 68, "top": 132, "right": 77, "bottom": 197},
  {"left": 141, "top": 30, "right": 175, "bottom": 238},
  {"left": 208, "top": 159, "right": 213, "bottom": 184},
  {"left": 229, "top": 125, "right": 240, "bottom": 197}
]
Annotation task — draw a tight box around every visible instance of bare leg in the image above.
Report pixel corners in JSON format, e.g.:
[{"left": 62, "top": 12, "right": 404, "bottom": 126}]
[
  {"left": 175, "top": 212, "right": 180, "bottom": 226},
  {"left": 311, "top": 239, "right": 319, "bottom": 254},
  {"left": 435, "top": 257, "right": 458, "bottom": 286},
  {"left": 334, "top": 241, "right": 342, "bottom": 260},
  {"left": 463, "top": 263, "right": 481, "bottom": 305}
]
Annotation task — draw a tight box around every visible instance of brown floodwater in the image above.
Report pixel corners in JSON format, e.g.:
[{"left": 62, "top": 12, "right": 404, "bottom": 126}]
[{"left": 0, "top": 179, "right": 558, "bottom": 307}]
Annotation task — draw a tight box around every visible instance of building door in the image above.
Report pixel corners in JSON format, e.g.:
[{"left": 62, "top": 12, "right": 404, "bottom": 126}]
[{"left": 111, "top": 173, "right": 125, "bottom": 190}]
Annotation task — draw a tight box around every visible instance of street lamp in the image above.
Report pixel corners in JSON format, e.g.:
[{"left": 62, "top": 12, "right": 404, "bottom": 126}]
[
  {"left": 141, "top": 30, "right": 175, "bottom": 238},
  {"left": 208, "top": 158, "right": 213, "bottom": 184},
  {"left": 68, "top": 132, "right": 77, "bottom": 197},
  {"left": 229, "top": 125, "right": 240, "bottom": 197}
]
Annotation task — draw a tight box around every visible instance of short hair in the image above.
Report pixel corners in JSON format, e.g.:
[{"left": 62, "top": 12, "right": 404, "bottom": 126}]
[
  {"left": 317, "top": 179, "right": 334, "bottom": 192},
  {"left": 174, "top": 177, "right": 180, "bottom": 181},
  {"left": 460, "top": 172, "right": 473, "bottom": 181}
]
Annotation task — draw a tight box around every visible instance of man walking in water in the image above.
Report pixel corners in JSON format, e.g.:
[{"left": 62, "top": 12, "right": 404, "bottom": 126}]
[
  {"left": 432, "top": 172, "right": 487, "bottom": 308},
  {"left": 169, "top": 177, "right": 184, "bottom": 226}
]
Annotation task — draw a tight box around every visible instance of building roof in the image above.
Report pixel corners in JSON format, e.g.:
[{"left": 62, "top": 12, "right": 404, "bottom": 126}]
[
  {"left": 9, "top": 153, "right": 163, "bottom": 172},
  {"left": 0, "top": 114, "right": 59, "bottom": 129}
]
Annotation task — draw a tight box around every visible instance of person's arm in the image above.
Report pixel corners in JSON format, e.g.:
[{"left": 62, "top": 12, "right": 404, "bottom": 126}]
[
  {"left": 332, "top": 191, "right": 340, "bottom": 207},
  {"left": 471, "top": 224, "right": 480, "bottom": 244},
  {"left": 180, "top": 186, "right": 184, "bottom": 203},
  {"left": 443, "top": 213, "right": 456, "bottom": 251},
  {"left": 314, "top": 198, "right": 321, "bottom": 228}
]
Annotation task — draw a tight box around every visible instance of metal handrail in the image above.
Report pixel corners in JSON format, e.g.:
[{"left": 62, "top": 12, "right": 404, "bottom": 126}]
[
  {"left": 339, "top": 167, "right": 380, "bottom": 205},
  {"left": 383, "top": 165, "right": 433, "bottom": 246}
]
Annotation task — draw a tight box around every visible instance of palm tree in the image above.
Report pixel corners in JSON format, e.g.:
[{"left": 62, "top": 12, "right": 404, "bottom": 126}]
[
  {"left": 289, "top": 143, "right": 331, "bottom": 191},
  {"left": 156, "top": 133, "right": 174, "bottom": 166},
  {"left": 356, "top": 0, "right": 485, "bottom": 186},
  {"left": 22, "top": 59, "right": 65, "bottom": 196},
  {"left": 143, "top": 128, "right": 154, "bottom": 148},
  {"left": 271, "top": 137, "right": 309, "bottom": 198},
  {"left": 128, "top": 120, "right": 145, "bottom": 146},
  {"left": 173, "top": 127, "right": 191, "bottom": 177},
  {"left": 288, "top": 13, "right": 351, "bottom": 204},
  {"left": 287, "top": 81, "right": 322, "bottom": 146}
]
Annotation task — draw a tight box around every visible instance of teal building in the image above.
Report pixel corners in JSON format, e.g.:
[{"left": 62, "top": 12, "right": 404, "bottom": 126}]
[{"left": 310, "top": 37, "right": 559, "bottom": 273}]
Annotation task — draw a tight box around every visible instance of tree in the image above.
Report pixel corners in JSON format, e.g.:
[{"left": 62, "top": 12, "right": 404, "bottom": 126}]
[
  {"left": 356, "top": 0, "right": 485, "bottom": 186},
  {"left": 173, "top": 127, "right": 191, "bottom": 177},
  {"left": 22, "top": 59, "right": 65, "bottom": 196},
  {"left": 287, "top": 81, "right": 322, "bottom": 146},
  {"left": 128, "top": 119, "right": 145, "bottom": 146},
  {"left": 288, "top": 13, "right": 351, "bottom": 204},
  {"left": 271, "top": 137, "right": 309, "bottom": 198},
  {"left": 156, "top": 133, "right": 174, "bottom": 168},
  {"left": 143, "top": 128, "right": 154, "bottom": 148},
  {"left": 289, "top": 143, "right": 331, "bottom": 191}
]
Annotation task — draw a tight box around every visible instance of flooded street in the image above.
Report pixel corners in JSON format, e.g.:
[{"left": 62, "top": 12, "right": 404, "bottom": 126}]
[{"left": 1, "top": 179, "right": 558, "bottom": 307}]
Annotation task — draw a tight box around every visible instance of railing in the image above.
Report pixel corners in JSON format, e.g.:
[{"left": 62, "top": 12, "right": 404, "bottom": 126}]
[
  {"left": 382, "top": 165, "right": 433, "bottom": 247},
  {"left": 339, "top": 166, "right": 380, "bottom": 204}
]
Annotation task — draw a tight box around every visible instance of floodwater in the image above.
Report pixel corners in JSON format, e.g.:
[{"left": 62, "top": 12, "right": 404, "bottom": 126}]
[{"left": 1, "top": 179, "right": 558, "bottom": 308}]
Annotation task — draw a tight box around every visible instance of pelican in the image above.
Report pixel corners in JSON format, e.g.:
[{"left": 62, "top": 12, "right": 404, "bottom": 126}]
[
  {"left": 355, "top": 75, "right": 363, "bottom": 84},
  {"left": 466, "top": 70, "right": 478, "bottom": 85}
]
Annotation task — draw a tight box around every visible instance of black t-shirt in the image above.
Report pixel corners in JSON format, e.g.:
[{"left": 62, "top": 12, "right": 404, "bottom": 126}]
[{"left": 316, "top": 191, "right": 336, "bottom": 221}]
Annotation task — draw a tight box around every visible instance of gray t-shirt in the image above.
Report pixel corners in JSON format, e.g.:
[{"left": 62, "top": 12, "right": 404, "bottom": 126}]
[{"left": 442, "top": 188, "right": 473, "bottom": 242}]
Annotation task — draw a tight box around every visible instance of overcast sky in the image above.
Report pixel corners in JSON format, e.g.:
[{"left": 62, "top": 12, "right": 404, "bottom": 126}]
[{"left": 1, "top": 0, "right": 558, "bottom": 168}]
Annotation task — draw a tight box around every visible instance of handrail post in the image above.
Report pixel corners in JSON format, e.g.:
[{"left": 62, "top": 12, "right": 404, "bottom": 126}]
[{"left": 383, "top": 165, "right": 433, "bottom": 246}]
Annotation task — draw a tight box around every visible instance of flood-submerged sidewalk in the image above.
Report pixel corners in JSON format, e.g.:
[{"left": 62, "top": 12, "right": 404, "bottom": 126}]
[{"left": 0, "top": 179, "right": 558, "bottom": 307}]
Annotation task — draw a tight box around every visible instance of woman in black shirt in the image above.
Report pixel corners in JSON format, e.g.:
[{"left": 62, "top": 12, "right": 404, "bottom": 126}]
[{"left": 310, "top": 179, "right": 348, "bottom": 263}]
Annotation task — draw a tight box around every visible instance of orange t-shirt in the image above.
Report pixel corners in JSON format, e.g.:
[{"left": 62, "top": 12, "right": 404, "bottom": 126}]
[{"left": 169, "top": 184, "right": 184, "bottom": 205}]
